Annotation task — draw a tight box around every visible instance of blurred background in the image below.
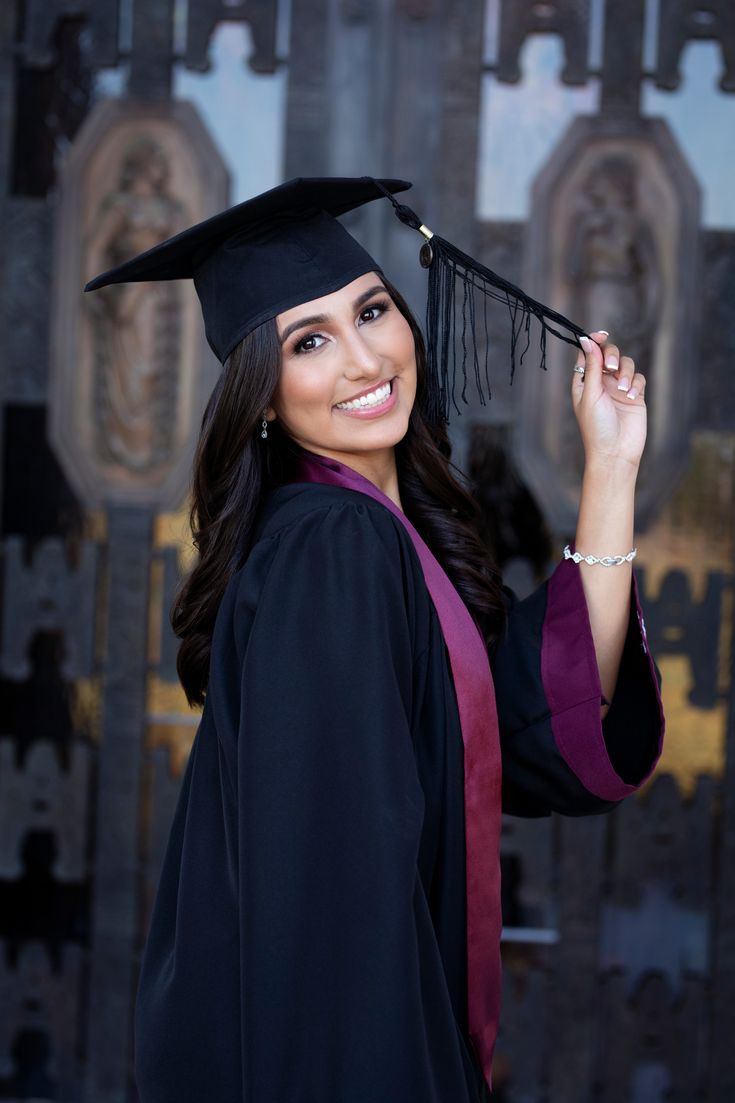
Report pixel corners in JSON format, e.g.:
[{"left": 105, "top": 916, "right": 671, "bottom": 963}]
[{"left": 1, "top": 0, "right": 734, "bottom": 1100}]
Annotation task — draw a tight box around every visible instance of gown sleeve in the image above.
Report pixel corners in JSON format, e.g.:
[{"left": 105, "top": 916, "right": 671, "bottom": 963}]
[
  {"left": 490, "top": 556, "right": 665, "bottom": 818},
  {"left": 225, "top": 500, "right": 467, "bottom": 1101}
]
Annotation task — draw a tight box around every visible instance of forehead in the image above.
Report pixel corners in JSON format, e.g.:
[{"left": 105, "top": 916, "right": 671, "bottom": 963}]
[{"left": 275, "top": 271, "right": 384, "bottom": 329}]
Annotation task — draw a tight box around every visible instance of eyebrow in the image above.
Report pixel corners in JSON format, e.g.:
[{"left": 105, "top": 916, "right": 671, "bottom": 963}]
[{"left": 278, "top": 284, "right": 387, "bottom": 345}]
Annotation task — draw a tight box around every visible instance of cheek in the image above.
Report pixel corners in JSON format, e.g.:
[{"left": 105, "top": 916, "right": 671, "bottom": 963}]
[
  {"left": 393, "top": 321, "right": 417, "bottom": 380},
  {"left": 273, "top": 363, "right": 333, "bottom": 421}
]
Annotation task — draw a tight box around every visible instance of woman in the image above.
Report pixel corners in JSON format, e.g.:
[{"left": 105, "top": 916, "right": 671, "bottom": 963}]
[{"left": 85, "top": 177, "right": 664, "bottom": 1102}]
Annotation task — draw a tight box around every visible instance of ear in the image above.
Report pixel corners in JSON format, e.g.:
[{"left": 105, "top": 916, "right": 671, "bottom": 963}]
[{"left": 264, "top": 405, "right": 276, "bottom": 422}]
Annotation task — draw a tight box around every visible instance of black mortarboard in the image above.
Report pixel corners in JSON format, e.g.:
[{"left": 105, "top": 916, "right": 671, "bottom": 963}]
[
  {"left": 84, "top": 177, "right": 410, "bottom": 365},
  {"left": 84, "top": 175, "right": 585, "bottom": 426}
]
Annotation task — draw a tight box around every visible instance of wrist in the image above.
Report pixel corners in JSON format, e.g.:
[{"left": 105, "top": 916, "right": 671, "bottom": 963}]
[{"left": 583, "top": 452, "right": 640, "bottom": 486}]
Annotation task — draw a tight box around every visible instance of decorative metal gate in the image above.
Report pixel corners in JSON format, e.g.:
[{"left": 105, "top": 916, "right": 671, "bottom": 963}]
[{"left": 0, "top": 1, "right": 733, "bottom": 1099}]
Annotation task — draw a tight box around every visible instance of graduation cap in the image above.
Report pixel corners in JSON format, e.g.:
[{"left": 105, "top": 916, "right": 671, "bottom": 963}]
[{"left": 84, "top": 175, "right": 585, "bottom": 426}]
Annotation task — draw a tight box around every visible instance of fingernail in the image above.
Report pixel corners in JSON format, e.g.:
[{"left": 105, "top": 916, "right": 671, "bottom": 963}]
[
  {"left": 627, "top": 388, "right": 638, "bottom": 400},
  {"left": 605, "top": 356, "right": 618, "bottom": 369},
  {"left": 618, "top": 378, "right": 630, "bottom": 391},
  {"left": 596, "top": 330, "right": 609, "bottom": 337},
  {"left": 579, "top": 335, "right": 592, "bottom": 350}
]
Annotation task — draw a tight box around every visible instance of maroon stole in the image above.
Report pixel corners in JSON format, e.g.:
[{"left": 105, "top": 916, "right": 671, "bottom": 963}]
[{"left": 291, "top": 449, "right": 502, "bottom": 1094}]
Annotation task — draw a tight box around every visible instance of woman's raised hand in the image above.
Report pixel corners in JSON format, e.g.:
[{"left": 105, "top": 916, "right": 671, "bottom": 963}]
[{"left": 571, "top": 330, "right": 648, "bottom": 471}]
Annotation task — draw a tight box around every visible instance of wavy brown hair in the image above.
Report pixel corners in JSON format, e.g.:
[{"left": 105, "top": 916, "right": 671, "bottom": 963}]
[{"left": 173, "top": 277, "right": 506, "bottom": 707}]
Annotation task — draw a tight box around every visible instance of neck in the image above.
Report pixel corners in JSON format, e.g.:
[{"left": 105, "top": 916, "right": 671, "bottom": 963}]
[{"left": 301, "top": 446, "right": 403, "bottom": 511}]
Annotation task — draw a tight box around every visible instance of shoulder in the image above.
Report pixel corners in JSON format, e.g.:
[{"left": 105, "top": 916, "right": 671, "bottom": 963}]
[
  {"left": 248, "top": 483, "right": 420, "bottom": 575},
  {"left": 220, "top": 483, "right": 427, "bottom": 655},
  {"left": 252, "top": 482, "right": 404, "bottom": 541}
]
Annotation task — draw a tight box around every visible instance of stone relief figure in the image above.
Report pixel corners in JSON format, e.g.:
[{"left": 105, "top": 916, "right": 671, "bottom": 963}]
[
  {"left": 567, "top": 155, "right": 661, "bottom": 372},
  {"left": 562, "top": 156, "right": 662, "bottom": 476},
  {"left": 85, "top": 136, "right": 186, "bottom": 473}
]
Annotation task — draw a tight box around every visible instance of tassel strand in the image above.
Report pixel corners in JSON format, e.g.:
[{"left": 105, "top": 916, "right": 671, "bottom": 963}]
[{"left": 369, "top": 176, "right": 586, "bottom": 425}]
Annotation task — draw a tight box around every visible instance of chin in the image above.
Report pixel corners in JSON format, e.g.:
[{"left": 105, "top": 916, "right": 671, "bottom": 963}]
[{"left": 343, "top": 420, "right": 410, "bottom": 453}]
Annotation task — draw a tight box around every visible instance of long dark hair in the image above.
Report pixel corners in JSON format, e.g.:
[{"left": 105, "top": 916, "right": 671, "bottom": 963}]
[{"left": 173, "top": 277, "right": 506, "bottom": 707}]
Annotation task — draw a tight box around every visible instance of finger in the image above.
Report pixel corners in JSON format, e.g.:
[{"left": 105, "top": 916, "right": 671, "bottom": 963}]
[
  {"left": 588, "top": 329, "right": 609, "bottom": 346},
  {"left": 571, "top": 347, "right": 586, "bottom": 407},
  {"left": 615, "top": 355, "right": 636, "bottom": 393},
  {"left": 601, "top": 342, "right": 620, "bottom": 373},
  {"left": 625, "top": 372, "right": 646, "bottom": 401},
  {"left": 578, "top": 334, "right": 603, "bottom": 396}
]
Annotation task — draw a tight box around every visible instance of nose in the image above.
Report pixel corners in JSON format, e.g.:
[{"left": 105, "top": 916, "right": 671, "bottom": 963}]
[{"left": 342, "top": 327, "right": 383, "bottom": 380}]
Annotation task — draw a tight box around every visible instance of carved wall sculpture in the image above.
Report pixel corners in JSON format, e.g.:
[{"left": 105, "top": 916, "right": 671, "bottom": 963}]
[
  {"left": 521, "top": 115, "right": 701, "bottom": 533},
  {"left": 567, "top": 156, "right": 661, "bottom": 390},
  {"left": 49, "top": 98, "right": 228, "bottom": 511},
  {"left": 88, "top": 135, "right": 184, "bottom": 473}
]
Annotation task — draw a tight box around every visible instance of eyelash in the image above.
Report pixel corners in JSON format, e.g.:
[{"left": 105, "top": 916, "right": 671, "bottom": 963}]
[{"left": 292, "top": 299, "right": 391, "bottom": 355}]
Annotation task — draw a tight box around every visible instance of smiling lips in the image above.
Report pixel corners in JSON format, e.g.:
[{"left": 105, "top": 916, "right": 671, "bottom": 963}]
[{"left": 334, "top": 379, "right": 397, "bottom": 419}]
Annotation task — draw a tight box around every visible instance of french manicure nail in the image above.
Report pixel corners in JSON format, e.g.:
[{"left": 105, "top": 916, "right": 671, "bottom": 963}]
[
  {"left": 626, "top": 389, "right": 638, "bottom": 400},
  {"left": 596, "top": 330, "right": 609, "bottom": 337},
  {"left": 605, "top": 356, "right": 618, "bottom": 369},
  {"left": 618, "top": 379, "right": 630, "bottom": 391},
  {"left": 579, "top": 335, "right": 592, "bottom": 350}
]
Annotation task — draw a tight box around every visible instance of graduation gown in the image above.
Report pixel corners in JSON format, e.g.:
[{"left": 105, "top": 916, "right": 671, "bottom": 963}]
[{"left": 134, "top": 481, "right": 664, "bottom": 1103}]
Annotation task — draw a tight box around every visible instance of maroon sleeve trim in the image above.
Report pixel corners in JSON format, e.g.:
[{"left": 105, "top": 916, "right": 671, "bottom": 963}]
[{"left": 540, "top": 557, "right": 665, "bottom": 801}]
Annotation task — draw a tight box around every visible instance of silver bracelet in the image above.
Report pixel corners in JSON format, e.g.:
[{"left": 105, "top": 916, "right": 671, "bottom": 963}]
[{"left": 563, "top": 544, "right": 637, "bottom": 567}]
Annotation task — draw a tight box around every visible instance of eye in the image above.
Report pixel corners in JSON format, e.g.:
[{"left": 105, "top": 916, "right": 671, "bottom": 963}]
[
  {"left": 358, "top": 299, "right": 390, "bottom": 324},
  {"left": 293, "top": 332, "right": 326, "bottom": 355}
]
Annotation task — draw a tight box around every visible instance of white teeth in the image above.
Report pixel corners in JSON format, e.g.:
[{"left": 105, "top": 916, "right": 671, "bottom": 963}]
[{"left": 336, "top": 382, "right": 392, "bottom": 410}]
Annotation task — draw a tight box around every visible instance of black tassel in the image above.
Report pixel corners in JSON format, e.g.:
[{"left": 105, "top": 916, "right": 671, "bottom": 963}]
[{"left": 370, "top": 179, "right": 586, "bottom": 425}]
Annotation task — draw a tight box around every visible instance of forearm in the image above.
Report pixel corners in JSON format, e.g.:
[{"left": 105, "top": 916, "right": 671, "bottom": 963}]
[{"left": 574, "top": 457, "right": 639, "bottom": 713}]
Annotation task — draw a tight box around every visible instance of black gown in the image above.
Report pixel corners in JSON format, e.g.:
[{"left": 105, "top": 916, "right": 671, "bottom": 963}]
[{"left": 134, "top": 482, "right": 664, "bottom": 1103}]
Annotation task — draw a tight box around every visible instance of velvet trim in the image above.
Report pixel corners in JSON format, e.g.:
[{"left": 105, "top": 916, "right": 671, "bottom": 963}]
[
  {"left": 541, "top": 556, "right": 665, "bottom": 801},
  {"left": 290, "top": 450, "right": 502, "bottom": 1095}
]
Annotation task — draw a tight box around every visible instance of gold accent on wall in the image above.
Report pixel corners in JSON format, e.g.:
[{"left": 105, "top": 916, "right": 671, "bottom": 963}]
[
  {"left": 146, "top": 675, "right": 200, "bottom": 777},
  {"left": 82, "top": 510, "right": 107, "bottom": 543},
  {"left": 147, "top": 674, "right": 196, "bottom": 717},
  {"left": 635, "top": 432, "right": 735, "bottom": 592},
  {"left": 653, "top": 655, "right": 727, "bottom": 798},
  {"left": 70, "top": 677, "right": 103, "bottom": 742},
  {"left": 154, "top": 498, "right": 197, "bottom": 571},
  {"left": 633, "top": 431, "right": 734, "bottom": 798},
  {"left": 147, "top": 722, "right": 197, "bottom": 778}
]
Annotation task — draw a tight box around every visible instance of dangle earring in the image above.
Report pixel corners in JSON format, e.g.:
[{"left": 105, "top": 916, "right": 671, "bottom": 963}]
[{"left": 260, "top": 415, "right": 268, "bottom": 439}]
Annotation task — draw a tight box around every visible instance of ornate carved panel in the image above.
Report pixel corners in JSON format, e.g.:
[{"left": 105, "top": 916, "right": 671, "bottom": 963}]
[
  {"left": 600, "top": 775, "right": 713, "bottom": 985},
  {"left": 639, "top": 568, "right": 726, "bottom": 709},
  {"left": 656, "top": 0, "right": 735, "bottom": 92},
  {"left": 0, "top": 738, "right": 91, "bottom": 881},
  {"left": 496, "top": 0, "right": 590, "bottom": 86},
  {"left": 1, "top": 202, "right": 54, "bottom": 403},
  {"left": 49, "top": 98, "right": 228, "bottom": 510},
  {"left": 500, "top": 815, "right": 554, "bottom": 929},
  {"left": 0, "top": 537, "right": 98, "bottom": 681},
  {"left": 548, "top": 813, "right": 608, "bottom": 1098},
  {"left": 598, "top": 972, "right": 706, "bottom": 1100},
  {"left": 183, "top": 0, "right": 278, "bottom": 73},
  {"left": 520, "top": 115, "right": 701, "bottom": 533},
  {"left": 22, "top": 0, "right": 120, "bottom": 68},
  {"left": 0, "top": 941, "right": 83, "bottom": 1099}
]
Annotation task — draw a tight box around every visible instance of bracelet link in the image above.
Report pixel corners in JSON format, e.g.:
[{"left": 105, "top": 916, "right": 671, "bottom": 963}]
[{"left": 563, "top": 544, "right": 637, "bottom": 567}]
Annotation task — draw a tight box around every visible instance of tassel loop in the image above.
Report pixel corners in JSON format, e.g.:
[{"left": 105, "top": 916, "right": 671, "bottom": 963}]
[{"left": 368, "top": 177, "right": 423, "bottom": 231}]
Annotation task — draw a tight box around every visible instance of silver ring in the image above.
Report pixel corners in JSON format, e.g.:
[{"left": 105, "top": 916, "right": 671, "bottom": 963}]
[{"left": 573, "top": 365, "right": 586, "bottom": 376}]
